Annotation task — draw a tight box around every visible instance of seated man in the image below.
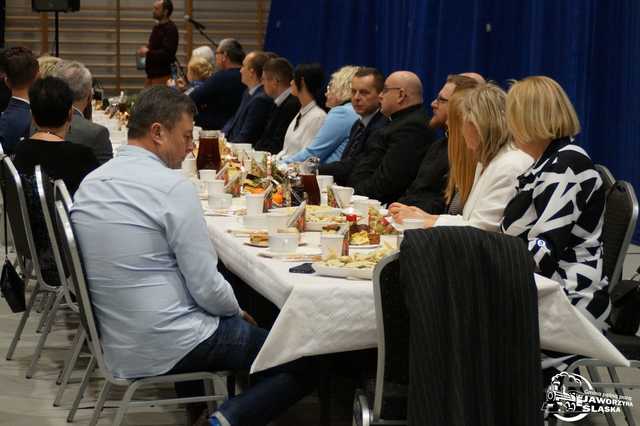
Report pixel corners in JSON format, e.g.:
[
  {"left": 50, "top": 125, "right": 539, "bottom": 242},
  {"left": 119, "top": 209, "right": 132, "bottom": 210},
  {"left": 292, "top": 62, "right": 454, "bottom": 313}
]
[
  {"left": 254, "top": 57, "right": 300, "bottom": 154},
  {"left": 0, "top": 47, "right": 38, "bottom": 155},
  {"left": 348, "top": 71, "right": 436, "bottom": 205},
  {"left": 319, "top": 67, "right": 388, "bottom": 185},
  {"left": 71, "top": 86, "right": 314, "bottom": 426},
  {"left": 190, "top": 39, "right": 246, "bottom": 130},
  {"left": 222, "top": 51, "right": 274, "bottom": 143},
  {"left": 53, "top": 60, "right": 114, "bottom": 164},
  {"left": 396, "top": 73, "right": 483, "bottom": 213}
]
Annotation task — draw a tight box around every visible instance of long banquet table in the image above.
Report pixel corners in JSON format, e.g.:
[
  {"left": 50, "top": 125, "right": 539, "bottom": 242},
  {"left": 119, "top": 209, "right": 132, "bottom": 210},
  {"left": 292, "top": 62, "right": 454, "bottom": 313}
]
[
  {"left": 97, "top": 109, "right": 628, "bottom": 374},
  {"left": 204, "top": 212, "right": 629, "bottom": 374}
]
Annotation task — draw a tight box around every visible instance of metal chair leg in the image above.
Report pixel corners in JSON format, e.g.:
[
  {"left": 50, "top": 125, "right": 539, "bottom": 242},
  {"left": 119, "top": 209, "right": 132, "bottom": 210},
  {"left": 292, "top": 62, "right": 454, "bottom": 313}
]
[
  {"left": 112, "top": 382, "right": 139, "bottom": 426},
  {"left": 88, "top": 380, "right": 112, "bottom": 426},
  {"left": 204, "top": 378, "right": 216, "bottom": 414},
  {"left": 67, "top": 355, "right": 96, "bottom": 423},
  {"left": 607, "top": 366, "right": 637, "bottom": 426},
  {"left": 6, "top": 282, "right": 41, "bottom": 360},
  {"left": 36, "top": 292, "right": 55, "bottom": 332},
  {"left": 54, "top": 328, "right": 85, "bottom": 406},
  {"left": 586, "top": 366, "right": 616, "bottom": 426},
  {"left": 26, "top": 289, "right": 64, "bottom": 378}
]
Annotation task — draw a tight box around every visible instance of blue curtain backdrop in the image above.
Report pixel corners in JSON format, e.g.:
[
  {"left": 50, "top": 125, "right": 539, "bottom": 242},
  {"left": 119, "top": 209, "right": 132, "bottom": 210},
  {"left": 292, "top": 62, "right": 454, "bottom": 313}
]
[{"left": 265, "top": 0, "right": 640, "bottom": 244}]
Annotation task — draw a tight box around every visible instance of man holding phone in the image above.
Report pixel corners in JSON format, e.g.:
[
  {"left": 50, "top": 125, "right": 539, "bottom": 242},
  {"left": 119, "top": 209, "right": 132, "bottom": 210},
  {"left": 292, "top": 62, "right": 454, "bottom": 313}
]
[{"left": 138, "top": 0, "right": 179, "bottom": 87}]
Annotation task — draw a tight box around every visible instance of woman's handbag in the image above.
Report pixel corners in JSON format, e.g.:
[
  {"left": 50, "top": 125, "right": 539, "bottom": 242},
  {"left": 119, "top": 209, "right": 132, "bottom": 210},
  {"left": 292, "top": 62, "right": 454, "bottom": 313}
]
[
  {"left": 0, "top": 162, "right": 26, "bottom": 313},
  {"left": 607, "top": 272, "right": 640, "bottom": 336}
]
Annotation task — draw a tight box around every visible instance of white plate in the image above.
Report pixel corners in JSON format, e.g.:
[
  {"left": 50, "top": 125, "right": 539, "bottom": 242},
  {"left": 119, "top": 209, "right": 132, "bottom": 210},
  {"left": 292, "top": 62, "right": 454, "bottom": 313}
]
[
  {"left": 349, "top": 243, "right": 381, "bottom": 250},
  {"left": 203, "top": 207, "right": 244, "bottom": 216},
  {"left": 311, "top": 263, "right": 373, "bottom": 280},
  {"left": 258, "top": 247, "right": 322, "bottom": 261},
  {"left": 244, "top": 241, "right": 307, "bottom": 248}
]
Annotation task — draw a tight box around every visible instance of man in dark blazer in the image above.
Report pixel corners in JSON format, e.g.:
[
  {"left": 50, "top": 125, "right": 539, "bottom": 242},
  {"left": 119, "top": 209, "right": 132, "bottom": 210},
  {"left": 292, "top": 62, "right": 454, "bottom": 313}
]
[
  {"left": 0, "top": 47, "right": 38, "bottom": 155},
  {"left": 222, "top": 51, "right": 274, "bottom": 143},
  {"left": 190, "top": 39, "right": 246, "bottom": 131},
  {"left": 320, "top": 67, "right": 388, "bottom": 185},
  {"left": 254, "top": 57, "right": 300, "bottom": 154},
  {"left": 397, "top": 73, "right": 484, "bottom": 213},
  {"left": 349, "top": 71, "right": 436, "bottom": 205},
  {"left": 54, "top": 61, "right": 113, "bottom": 164}
]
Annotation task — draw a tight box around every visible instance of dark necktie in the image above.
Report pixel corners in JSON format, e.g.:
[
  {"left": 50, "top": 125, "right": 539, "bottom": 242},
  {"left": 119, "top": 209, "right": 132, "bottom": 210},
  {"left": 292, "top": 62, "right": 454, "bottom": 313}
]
[{"left": 341, "top": 121, "right": 366, "bottom": 160}]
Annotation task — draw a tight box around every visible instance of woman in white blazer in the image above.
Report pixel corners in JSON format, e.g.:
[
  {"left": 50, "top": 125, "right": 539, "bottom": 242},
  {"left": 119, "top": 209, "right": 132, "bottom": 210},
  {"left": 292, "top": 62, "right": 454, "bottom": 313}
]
[{"left": 389, "top": 82, "right": 532, "bottom": 232}]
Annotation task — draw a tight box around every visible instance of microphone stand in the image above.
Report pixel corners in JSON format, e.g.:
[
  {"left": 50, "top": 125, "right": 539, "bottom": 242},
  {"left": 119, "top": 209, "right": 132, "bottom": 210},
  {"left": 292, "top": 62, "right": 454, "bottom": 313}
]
[{"left": 190, "top": 22, "right": 218, "bottom": 48}]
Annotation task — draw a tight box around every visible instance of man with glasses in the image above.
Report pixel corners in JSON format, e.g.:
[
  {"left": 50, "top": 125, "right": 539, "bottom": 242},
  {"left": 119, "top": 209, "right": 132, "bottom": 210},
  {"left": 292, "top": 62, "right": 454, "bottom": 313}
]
[
  {"left": 396, "top": 73, "right": 484, "bottom": 212},
  {"left": 254, "top": 57, "right": 301, "bottom": 153},
  {"left": 189, "top": 39, "right": 246, "bottom": 130},
  {"left": 348, "top": 71, "right": 436, "bottom": 205}
]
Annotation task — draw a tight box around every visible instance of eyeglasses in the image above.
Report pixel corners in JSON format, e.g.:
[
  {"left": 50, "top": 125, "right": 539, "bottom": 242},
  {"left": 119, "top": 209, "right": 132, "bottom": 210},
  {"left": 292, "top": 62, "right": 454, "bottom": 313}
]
[
  {"left": 435, "top": 95, "right": 449, "bottom": 104},
  {"left": 381, "top": 86, "right": 402, "bottom": 94}
]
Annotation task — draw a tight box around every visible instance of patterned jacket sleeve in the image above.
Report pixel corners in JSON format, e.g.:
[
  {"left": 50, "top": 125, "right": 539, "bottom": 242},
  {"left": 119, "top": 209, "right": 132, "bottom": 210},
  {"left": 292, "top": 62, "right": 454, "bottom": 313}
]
[{"left": 522, "top": 152, "right": 601, "bottom": 277}]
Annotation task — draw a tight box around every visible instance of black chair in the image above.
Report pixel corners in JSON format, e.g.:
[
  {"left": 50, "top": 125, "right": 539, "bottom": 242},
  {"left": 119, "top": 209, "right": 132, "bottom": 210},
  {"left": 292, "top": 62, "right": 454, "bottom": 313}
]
[
  {"left": 1, "top": 156, "right": 61, "bottom": 368},
  {"left": 353, "top": 252, "right": 408, "bottom": 426},
  {"left": 596, "top": 163, "right": 616, "bottom": 196},
  {"left": 566, "top": 180, "right": 639, "bottom": 426}
]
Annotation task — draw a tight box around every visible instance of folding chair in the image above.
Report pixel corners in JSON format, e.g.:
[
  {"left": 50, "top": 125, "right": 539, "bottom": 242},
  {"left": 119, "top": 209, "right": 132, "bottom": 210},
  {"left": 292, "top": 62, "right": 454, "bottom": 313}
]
[
  {"left": 1, "top": 157, "right": 62, "bottom": 370},
  {"left": 53, "top": 201, "right": 228, "bottom": 426},
  {"left": 596, "top": 164, "right": 616, "bottom": 196},
  {"left": 353, "top": 252, "right": 408, "bottom": 426},
  {"left": 566, "top": 180, "right": 639, "bottom": 426}
]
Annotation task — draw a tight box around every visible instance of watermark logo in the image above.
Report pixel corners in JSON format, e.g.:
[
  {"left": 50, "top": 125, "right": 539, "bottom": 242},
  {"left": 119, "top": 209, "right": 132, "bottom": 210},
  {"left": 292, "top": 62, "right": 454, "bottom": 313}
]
[{"left": 543, "top": 371, "right": 634, "bottom": 422}]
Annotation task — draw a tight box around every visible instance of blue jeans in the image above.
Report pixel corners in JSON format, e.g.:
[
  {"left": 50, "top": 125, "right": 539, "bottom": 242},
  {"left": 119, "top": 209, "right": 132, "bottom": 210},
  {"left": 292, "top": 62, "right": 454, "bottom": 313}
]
[{"left": 168, "top": 315, "right": 317, "bottom": 425}]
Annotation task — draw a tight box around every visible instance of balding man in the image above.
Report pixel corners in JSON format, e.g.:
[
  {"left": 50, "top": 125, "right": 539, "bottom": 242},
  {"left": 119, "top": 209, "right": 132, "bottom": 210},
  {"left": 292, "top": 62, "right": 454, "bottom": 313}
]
[
  {"left": 53, "top": 60, "right": 113, "bottom": 164},
  {"left": 348, "top": 71, "right": 436, "bottom": 204},
  {"left": 396, "top": 73, "right": 481, "bottom": 212},
  {"left": 189, "top": 39, "right": 246, "bottom": 130}
]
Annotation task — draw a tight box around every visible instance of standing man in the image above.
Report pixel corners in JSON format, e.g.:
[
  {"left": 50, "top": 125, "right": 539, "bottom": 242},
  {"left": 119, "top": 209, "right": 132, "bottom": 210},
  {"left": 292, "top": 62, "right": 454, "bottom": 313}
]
[
  {"left": 348, "top": 71, "right": 436, "bottom": 205},
  {"left": 319, "top": 67, "right": 388, "bottom": 186},
  {"left": 53, "top": 61, "right": 114, "bottom": 164},
  {"left": 222, "top": 51, "right": 274, "bottom": 143},
  {"left": 138, "top": 0, "right": 178, "bottom": 87},
  {"left": 254, "top": 57, "right": 300, "bottom": 154},
  {"left": 0, "top": 46, "right": 38, "bottom": 155},
  {"left": 189, "top": 39, "right": 246, "bottom": 130}
]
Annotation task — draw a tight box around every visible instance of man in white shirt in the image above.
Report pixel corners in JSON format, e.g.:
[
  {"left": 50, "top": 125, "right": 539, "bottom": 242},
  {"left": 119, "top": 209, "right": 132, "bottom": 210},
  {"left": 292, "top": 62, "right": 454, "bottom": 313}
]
[{"left": 71, "top": 86, "right": 315, "bottom": 426}]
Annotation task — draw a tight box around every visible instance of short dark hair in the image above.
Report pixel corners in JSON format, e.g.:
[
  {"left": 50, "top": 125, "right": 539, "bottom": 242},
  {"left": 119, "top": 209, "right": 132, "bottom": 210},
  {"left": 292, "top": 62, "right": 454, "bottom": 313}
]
[
  {"left": 246, "top": 51, "right": 270, "bottom": 80},
  {"left": 3, "top": 46, "right": 38, "bottom": 89},
  {"left": 264, "top": 51, "right": 279, "bottom": 61},
  {"left": 218, "top": 39, "right": 245, "bottom": 65},
  {"left": 263, "top": 57, "right": 293, "bottom": 85},
  {"left": 294, "top": 63, "right": 325, "bottom": 107},
  {"left": 354, "top": 67, "right": 384, "bottom": 93},
  {"left": 128, "top": 86, "right": 196, "bottom": 139},
  {"left": 29, "top": 76, "right": 73, "bottom": 128},
  {"left": 162, "top": 0, "right": 173, "bottom": 17}
]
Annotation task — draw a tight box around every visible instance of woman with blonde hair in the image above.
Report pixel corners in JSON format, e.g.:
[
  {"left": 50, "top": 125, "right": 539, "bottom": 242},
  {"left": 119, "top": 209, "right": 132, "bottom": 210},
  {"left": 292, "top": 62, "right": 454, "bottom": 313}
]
[
  {"left": 390, "top": 82, "right": 532, "bottom": 231},
  {"left": 37, "top": 55, "right": 62, "bottom": 78},
  {"left": 501, "top": 76, "right": 610, "bottom": 373},
  {"left": 282, "top": 65, "right": 359, "bottom": 164}
]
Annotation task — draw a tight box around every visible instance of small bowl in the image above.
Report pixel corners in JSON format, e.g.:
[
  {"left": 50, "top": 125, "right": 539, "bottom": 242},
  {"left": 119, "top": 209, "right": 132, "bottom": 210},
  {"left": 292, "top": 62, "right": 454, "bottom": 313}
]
[
  {"left": 269, "top": 233, "right": 299, "bottom": 253},
  {"left": 242, "top": 214, "right": 267, "bottom": 229}
]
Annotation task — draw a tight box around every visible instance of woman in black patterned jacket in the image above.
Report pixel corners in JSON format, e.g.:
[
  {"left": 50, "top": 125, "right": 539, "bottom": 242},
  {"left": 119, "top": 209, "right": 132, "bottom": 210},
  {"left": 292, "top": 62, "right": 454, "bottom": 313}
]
[{"left": 501, "top": 76, "right": 610, "bottom": 373}]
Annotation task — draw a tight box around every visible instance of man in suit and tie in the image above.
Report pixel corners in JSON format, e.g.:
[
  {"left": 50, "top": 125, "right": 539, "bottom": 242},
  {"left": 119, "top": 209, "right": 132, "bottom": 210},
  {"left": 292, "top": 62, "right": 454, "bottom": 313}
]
[
  {"left": 222, "top": 51, "right": 274, "bottom": 144},
  {"left": 319, "top": 67, "right": 388, "bottom": 185},
  {"left": 189, "top": 39, "right": 246, "bottom": 131},
  {"left": 53, "top": 61, "right": 113, "bottom": 164},
  {"left": 254, "top": 57, "right": 300, "bottom": 154},
  {"left": 0, "top": 47, "right": 38, "bottom": 155}
]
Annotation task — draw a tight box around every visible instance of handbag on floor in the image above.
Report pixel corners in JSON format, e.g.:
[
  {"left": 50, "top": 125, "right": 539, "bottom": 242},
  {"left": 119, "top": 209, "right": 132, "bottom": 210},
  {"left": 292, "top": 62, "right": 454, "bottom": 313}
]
[
  {"left": 0, "top": 164, "right": 26, "bottom": 313},
  {"left": 607, "top": 270, "right": 640, "bottom": 336}
]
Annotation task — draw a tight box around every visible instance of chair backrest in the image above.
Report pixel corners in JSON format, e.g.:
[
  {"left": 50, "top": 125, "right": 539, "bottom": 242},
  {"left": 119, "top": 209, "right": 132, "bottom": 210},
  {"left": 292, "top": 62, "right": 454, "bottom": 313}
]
[
  {"left": 36, "top": 166, "right": 76, "bottom": 310},
  {"left": 595, "top": 164, "right": 615, "bottom": 195},
  {"left": 0, "top": 156, "right": 42, "bottom": 279},
  {"left": 53, "top": 201, "right": 118, "bottom": 384},
  {"left": 602, "top": 180, "right": 638, "bottom": 290},
  {"left": 372, "top": 251, "right": 407, "bottom": 420},
  {"left": 53, "top": 179, "right": 72, "bottom": 214}
]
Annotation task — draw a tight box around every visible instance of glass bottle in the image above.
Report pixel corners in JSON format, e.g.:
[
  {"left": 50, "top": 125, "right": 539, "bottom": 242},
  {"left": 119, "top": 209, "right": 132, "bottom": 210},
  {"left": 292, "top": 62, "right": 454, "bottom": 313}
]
[{"left": 196, "top": 130, "right": 221, "bottom": 171}]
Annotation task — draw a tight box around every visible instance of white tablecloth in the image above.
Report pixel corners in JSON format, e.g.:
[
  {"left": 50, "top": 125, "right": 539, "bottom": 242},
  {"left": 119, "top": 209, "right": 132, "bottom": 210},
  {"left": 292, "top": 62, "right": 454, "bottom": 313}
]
[{"left": 205, "top": 213, "right": 629, "bottom": 373}]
